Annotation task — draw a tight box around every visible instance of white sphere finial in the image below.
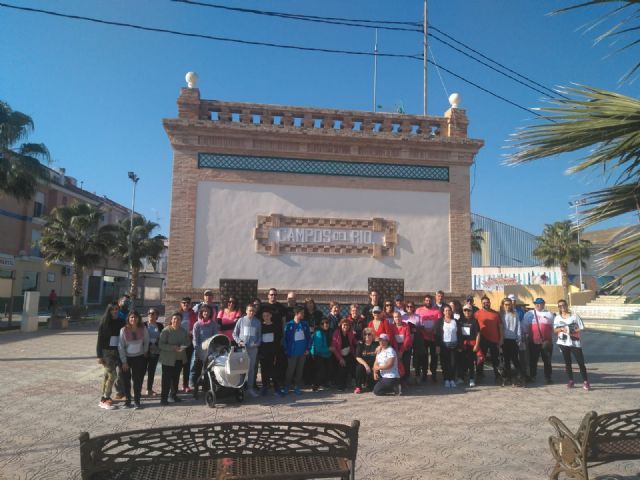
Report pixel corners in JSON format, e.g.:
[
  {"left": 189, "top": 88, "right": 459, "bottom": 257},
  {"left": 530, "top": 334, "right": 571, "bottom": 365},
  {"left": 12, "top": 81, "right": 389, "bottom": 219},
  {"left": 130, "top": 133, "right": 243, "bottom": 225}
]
[
  {"left": 185, "top": 71, "right": 199, "bottom": 89},
  {"left": 448, "top": 92, "right": 461, "bottom": 109}
]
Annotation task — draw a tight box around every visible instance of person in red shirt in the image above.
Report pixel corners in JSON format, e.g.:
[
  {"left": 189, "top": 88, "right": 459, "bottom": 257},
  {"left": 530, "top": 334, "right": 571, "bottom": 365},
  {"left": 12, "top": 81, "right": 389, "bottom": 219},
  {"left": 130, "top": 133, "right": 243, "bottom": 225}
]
[
  {"left": 415, "top": 294, "right": 441, "bottom": 383},
  {"left": 368, "top": 306, "right": 394, "bottom": 342},
  {"left": 474, "top": 296, "right": 503, "bottom": 383}
]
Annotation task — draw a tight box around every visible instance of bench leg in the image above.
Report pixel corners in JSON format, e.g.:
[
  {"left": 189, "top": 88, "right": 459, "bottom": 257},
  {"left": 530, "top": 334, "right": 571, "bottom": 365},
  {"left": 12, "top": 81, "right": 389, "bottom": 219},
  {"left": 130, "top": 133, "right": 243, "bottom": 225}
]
[{"left": 549, "top": 461, "right": 588, "bottom": 480}]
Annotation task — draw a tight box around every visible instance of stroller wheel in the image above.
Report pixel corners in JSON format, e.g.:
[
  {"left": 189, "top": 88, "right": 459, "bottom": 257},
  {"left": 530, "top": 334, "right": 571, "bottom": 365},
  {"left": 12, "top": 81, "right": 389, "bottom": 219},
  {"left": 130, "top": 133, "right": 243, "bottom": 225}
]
[
  {"left": 236, "top": 390, "right": 244, "bottom": 403},
  {"left": 205, "top": 390, "right": 216, "bottom": 408}
]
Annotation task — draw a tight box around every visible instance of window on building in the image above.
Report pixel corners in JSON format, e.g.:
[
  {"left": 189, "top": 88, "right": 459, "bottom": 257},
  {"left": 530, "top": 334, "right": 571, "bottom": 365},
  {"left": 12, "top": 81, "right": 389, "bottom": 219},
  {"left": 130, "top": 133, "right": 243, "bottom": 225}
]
[
  {"left": 30, "top": 229, "right": 41, "bottom": 257},
  {"left": 33, "top": 191, "right": 45, "bottom": 217},
  {"left": 22, "top": 271, "right": 39, "bottom": 292}
]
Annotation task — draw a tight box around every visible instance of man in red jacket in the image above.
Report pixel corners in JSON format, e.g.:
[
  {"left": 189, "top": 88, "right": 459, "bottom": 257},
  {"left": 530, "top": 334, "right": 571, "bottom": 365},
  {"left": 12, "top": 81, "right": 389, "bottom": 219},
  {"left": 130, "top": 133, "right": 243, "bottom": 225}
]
[{"left": 474, "top": 296, "right": 503, "bottom": 383}]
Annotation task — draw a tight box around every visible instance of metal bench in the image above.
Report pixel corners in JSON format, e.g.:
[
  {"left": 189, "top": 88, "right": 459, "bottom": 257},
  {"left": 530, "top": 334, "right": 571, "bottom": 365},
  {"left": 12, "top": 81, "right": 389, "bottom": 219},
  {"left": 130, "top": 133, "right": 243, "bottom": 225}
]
[
  {"left": 80, "top": 420, "right": 359, "bottom": 480},
  {"left": 548, "top": 409, "right": 640, "bottom": 480}
]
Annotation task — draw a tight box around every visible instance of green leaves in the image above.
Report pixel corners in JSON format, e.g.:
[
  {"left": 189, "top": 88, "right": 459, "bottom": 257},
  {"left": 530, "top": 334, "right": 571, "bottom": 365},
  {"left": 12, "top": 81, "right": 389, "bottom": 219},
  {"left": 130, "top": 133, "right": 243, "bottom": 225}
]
[{"left": 0, "top": 101, "right": 50, "bottom": 201}]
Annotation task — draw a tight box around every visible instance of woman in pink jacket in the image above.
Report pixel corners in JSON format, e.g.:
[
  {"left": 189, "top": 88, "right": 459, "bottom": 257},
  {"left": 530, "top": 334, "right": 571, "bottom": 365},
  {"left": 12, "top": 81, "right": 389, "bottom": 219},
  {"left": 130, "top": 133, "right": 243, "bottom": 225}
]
[{"left": 332, "top": 319, "right": 356, "bottom": 391}]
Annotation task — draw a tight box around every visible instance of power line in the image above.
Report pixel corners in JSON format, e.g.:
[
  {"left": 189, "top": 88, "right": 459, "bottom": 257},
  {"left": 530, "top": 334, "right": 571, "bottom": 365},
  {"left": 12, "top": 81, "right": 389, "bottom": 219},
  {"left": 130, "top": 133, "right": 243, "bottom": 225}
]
[
  {"left": 0, "top": 2, "right": 420, "bottom": 60},
  {"left": 429, "top": 25, "right": 567, "bottom": 99},
  {"left": 0, "top": 1, "right": 548, "bottom": 120},
  {"left": 173, "top": 0, "right": 568, "bottom": 101},
  {"left": 171, "top": 0, "right": 422, "bottom": 27}
]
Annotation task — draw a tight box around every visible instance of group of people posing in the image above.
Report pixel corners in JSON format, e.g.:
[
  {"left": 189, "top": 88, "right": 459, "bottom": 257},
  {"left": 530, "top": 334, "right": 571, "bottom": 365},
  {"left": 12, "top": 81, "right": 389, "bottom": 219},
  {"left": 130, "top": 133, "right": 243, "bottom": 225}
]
[{"left": 95, "top": 288, "right": 591, "bottom": 409}]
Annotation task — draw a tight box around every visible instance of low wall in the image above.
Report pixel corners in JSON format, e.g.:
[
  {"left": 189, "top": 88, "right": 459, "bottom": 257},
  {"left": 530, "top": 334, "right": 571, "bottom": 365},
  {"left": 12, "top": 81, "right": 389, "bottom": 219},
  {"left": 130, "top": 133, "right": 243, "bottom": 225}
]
[
  {"left": 568, "top": 290, "right": 596, "bottom": 306},
  {"left": 471, "top": 285, "right": 567, "bottom": 310}
]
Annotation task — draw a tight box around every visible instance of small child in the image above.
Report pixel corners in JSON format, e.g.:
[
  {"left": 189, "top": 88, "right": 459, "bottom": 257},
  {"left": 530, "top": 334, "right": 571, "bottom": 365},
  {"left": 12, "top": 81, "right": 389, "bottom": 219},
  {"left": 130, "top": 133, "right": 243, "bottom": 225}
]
[
  {"left": 233, "top": 305, "right": 261, "bottom": 398},
  {"left": 282, "top": 306, "right": 311, "bottom": 396},
  {"left": 310, "top": 317, "right": 333, "bottom": 391}
]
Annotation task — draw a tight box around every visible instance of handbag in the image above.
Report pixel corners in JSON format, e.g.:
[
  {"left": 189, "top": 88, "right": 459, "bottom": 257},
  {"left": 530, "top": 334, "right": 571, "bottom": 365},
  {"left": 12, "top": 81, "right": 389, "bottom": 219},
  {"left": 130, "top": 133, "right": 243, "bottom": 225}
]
[{"left": 534, "top": 312, "right": 553, "bottom": 353}]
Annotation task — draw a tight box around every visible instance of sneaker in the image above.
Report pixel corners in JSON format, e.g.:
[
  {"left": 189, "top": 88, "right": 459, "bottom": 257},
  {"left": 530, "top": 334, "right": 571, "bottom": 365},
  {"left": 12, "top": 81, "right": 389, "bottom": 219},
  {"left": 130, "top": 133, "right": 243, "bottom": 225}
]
[
  {"left": 247, "top": 388, "right": 260, "bottom": 398},
  {"left": 113, "top": 393, "right": 125, "bottom": 401},
  {"left": 583, "top": 381, "right": 591, "bottom": 391},
  {"left": 99, "top": 399, "right": 116, "bottom": 410},
  {"left": 183, "top": 387, "right": 193, "bottom": 394},
  {"left": 469, "top": 379, "right": 476, "bottom": 388},
  {"left": 293, "top": 386, "right": 302, "bottom": 396},
  {"left": 567, "top": 380, "right": 575, "bottom": 389},
  {"left": 353, "top": 387, "right": 362, "bottom": 394},
  {"left": 167, "top": 397, "right": 175, "bottom": 403},
  {"left": 278, "top": 388, "right": 288, "bottom": 397},
  {"left": 394, "top": 384, "right": 402, "bottom": 396},
  {"left": 160, "top": 399, "right": 169, "bottom": 406},
  {"left": 146, "top": 389, "right": 156, "bottom": 396},
  {"left": 123, "top": 401, "right": 133, "bottom": 409},
  {"left": 133, "top": 402, "right": 143, "bottom": 410}
]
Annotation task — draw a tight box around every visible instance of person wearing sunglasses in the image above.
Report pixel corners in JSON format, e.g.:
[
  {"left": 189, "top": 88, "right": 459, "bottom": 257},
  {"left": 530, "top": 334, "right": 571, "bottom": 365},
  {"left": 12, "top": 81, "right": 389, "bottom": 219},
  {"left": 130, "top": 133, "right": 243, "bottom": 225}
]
[
  {"left": 144, "top": 308, "right": 164, "bottom": 396},
  {"left": 217, "top": 296, "right": 241, "bottom": 342},
  {"left": 332, "top": 318, "right": 356, "bottom": 392},
  {"left": 354, "top": 328, "right": 378, "bottom": 394}
]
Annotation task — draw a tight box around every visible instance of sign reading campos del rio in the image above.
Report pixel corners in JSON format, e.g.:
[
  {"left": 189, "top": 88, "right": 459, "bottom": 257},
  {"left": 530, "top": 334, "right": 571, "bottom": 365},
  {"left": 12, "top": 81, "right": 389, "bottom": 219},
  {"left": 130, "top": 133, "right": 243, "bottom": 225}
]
[{"left": 253, "top": 214, "right": 398, "bottom": 258}]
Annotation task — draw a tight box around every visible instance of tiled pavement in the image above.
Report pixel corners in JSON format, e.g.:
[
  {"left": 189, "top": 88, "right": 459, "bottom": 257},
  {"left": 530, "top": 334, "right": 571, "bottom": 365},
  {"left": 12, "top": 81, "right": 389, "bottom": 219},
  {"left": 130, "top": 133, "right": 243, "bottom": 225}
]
[{"left": 1, "top": 323, "right": 639, "bottom": 480}]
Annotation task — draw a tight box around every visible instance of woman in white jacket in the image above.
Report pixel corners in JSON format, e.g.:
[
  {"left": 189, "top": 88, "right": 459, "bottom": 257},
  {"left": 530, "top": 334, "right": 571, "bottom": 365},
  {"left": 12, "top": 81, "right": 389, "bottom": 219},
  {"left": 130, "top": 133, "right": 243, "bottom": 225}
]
[{"left": 118, "top": 310, "right": 149, "bottom": 409}]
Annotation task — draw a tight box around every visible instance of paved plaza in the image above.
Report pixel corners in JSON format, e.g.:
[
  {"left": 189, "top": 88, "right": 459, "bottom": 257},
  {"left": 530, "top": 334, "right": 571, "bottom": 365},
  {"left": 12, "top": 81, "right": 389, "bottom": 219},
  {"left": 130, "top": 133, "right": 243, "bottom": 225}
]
[{"left": 1, "top": 322, "right": 639, "bottom": 480}]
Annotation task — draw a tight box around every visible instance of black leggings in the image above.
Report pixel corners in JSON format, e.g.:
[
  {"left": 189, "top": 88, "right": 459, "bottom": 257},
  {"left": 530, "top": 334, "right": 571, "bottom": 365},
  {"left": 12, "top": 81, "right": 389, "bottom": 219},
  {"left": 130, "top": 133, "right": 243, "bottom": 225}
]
[
  {"left": 502, "top": 339, "right": 521, "bottom": 381},
  {"left": 559, "top": 345, "right": 588, "bottom": 382},
  {"left": 440, "top": 346, "right": 457, "bottom": 381},
  {"left": 161, "top": 360, "right": 183, "bottom": 401},
  {"left": 122, "top": 355, "right": 147, "bottom": 403},
  {"left": 477, "top": 337, "right": 499, "bottom": 377},
  {"left": 259, "top": 349, "right": 277, "bottom": 389},
  {"left": 146, "top": 353, "right": 159, "bottom": 391}
]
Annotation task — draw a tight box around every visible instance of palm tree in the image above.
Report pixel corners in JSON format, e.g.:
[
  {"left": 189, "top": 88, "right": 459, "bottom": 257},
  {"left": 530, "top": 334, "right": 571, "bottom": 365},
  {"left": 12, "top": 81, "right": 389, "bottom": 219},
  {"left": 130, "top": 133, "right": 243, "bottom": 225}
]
[
  {"left": 471, "top": 221, "right": 484, "bottom": 253},
  {"left": 533, "top": 221, "right": 591, "bottom": 297},
  {"left": 40, "top": 203, "right": 117, "bottom": 306},
  {"left": 508, "top": 1, "right": 640, "bottom": 294},
  {"left": 112, "top": 216, "right": 166, "bottom": 301},
  {"left": 0, "top": 100, "right": 50, "bottom": 201}
]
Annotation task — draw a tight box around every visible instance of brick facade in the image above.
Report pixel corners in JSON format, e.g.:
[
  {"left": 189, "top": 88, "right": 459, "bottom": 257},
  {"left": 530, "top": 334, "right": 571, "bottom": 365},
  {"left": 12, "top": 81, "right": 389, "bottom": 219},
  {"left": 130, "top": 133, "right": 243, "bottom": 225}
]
[{"left": 163, "top": 87, "right": 483, "bottom": 309}]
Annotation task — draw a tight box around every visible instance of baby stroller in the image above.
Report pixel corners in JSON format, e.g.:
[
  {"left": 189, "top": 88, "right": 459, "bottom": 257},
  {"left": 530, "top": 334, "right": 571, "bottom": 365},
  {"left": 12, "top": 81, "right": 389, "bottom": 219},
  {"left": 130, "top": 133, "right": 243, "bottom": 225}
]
[{"left": 195, "top": 334, "right": 249, "bottom": 407}]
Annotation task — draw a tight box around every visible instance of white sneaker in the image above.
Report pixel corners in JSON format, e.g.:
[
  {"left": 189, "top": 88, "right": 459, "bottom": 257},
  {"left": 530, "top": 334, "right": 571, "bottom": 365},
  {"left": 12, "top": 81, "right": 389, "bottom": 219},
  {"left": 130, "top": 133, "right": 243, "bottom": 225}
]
[
  {"left": 450, "top": 380, "right": 457, "bottom": 388},
  {"left": 248, "top": 388, "right": 260, "bottom": 398},
  {"left": 469, "top": 379, "right": 476, "bottom": 387},
  {"left": 444, "top": 380, "right": 451, "bottom": 388}
]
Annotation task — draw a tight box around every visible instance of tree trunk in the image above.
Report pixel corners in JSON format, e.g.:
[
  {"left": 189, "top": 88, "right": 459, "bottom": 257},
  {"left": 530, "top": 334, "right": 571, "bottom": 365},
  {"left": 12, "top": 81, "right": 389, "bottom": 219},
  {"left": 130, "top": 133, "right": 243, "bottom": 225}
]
[
  {"left": 72, "top": 262, "right": 82, "bottom": 306},
  {"left": 129, "top": 265, "right": 139, "bottom": 301},
  {"left": 560, "top": 263, "right": 569, "bottom": 300}
]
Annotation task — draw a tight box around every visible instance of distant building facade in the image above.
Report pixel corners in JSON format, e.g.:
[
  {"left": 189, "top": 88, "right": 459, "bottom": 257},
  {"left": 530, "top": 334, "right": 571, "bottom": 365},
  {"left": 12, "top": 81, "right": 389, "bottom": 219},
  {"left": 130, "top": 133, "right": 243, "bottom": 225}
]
[{"left": 0, "top": 167, "right": 165, "bottom": 312}]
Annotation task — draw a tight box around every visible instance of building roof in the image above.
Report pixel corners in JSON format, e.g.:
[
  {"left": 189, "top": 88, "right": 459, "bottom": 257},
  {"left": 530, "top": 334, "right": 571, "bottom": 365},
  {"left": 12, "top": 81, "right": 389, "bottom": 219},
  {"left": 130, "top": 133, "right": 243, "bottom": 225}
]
[{"left": 582, "top": 226, "right": 631, "bottom": 246}]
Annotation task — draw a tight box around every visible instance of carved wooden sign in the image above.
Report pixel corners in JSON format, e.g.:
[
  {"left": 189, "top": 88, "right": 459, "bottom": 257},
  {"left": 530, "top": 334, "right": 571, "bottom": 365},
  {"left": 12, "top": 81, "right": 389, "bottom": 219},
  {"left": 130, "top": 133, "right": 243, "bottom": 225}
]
[{"left": 253, "top": 214, "right": 397, "bottom": 258}]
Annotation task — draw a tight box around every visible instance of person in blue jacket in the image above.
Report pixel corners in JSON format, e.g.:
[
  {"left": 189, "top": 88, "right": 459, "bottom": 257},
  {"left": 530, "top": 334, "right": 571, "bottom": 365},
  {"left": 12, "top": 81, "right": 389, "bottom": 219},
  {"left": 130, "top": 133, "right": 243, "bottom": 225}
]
[
  {"left": 281, "top": 306, "right": 311, "bottom": 396},
  {"left": 310, "top": 316, "right": 333, "bottom": 391}
]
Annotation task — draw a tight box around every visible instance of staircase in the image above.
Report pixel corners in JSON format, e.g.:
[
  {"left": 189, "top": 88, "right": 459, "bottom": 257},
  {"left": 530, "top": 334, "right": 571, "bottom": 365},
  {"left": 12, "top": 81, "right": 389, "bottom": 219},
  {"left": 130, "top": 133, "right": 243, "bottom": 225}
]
[{"left": 572, "top": 296, "right": 640, "bottom": 320}]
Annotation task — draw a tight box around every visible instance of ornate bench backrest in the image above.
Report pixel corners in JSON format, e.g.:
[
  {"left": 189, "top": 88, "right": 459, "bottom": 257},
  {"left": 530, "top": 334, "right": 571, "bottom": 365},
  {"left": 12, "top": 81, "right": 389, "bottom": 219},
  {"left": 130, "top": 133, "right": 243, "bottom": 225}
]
[
  {"left": 588, "top": 409, "right": 640, "bottom": 460},
  {"left": 80, "top": 421, "right": 360, "bottom": 479}
]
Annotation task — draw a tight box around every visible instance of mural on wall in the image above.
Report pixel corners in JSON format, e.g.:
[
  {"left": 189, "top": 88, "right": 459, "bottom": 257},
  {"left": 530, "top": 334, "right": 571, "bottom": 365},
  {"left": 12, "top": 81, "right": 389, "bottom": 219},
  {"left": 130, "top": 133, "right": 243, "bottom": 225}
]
[{"left": 473, "top": 269, "right": 560, "bottom": 291}]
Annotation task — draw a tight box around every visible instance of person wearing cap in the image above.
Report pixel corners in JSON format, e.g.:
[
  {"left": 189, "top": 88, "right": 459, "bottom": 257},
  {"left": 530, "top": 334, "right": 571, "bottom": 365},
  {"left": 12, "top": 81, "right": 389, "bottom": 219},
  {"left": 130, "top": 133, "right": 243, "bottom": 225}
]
[
  {"left": 192, "top": 290, "right": 218, "bottom": 318},
  {"left": 465, "top": 295, "right": 479, "bottom": 314},
  {"left": 368, "top": 306, "right": 394, "bottom": 343},
  {"left": 373, "top": 333, "right": 401, "bottom": 395},
  {"left": 393, "top": 294, "right": 406, "bottom": 316},
  {"left": 523, "top": 297, "right": 555, "bottom": 384},
  {"left": 415, "top": 295, "right": 441, "bottom": 383},
  {"left": 475, "top": 296, "right": 503, "bottom": 384},
  {"left": 332, "top": 318, "right": 357, "bottom": 391},
  {"left": 459, "top": 304, "right": 480, "bottom": 387}
]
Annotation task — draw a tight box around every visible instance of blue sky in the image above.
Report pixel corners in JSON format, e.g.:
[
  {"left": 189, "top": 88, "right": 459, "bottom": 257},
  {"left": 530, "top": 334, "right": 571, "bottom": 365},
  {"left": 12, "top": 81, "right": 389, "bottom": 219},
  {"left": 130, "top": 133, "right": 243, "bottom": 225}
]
[{"left": 1, "top": 0, "right": 637, "bottom": 236}]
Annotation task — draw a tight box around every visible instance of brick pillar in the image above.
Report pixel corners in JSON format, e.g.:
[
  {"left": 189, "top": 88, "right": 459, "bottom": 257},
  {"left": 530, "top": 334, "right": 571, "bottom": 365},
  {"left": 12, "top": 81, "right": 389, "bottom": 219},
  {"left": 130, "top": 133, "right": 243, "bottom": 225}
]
[
  {"left": 444, "top": 108, "right": 469, "bottom": 138},
  {"left": 177, "top": 88, "right": 201, "bottom": 120}
]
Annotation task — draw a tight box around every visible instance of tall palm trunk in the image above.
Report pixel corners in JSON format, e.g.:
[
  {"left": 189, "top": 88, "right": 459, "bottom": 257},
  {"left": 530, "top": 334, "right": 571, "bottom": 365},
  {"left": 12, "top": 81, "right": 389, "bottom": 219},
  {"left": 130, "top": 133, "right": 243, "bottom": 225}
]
[
  {"left": 129, "top": 265, "right": 140, "bottom": 301},
  {"left": 560, "top": 263, "right": 569, "bottom": 300},
  {"left": 72, "top": 262, "right": 82, "bottom": 306}
]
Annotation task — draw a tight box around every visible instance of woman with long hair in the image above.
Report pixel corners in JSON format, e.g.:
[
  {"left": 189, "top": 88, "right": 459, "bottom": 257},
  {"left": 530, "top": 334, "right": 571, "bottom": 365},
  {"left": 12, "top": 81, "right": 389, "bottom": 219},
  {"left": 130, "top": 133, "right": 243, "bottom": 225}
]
[
  {"left": 96, "top": 304, "right": 123, "bottom": 410},
  {"left": 144, "top": 307, "right": 163, "bottom": 396},
  {"left": 159, "top": 312, "right": 189, "bottom": 405},
  {"left": 554, "top": 299, "right": 591, "bottom": 390},
  {"left": 118, "top": 310, "right": 149, "bottom": 409},
  {"left": 217, "top": 296, "right": 241, "bottom": 342},
  {"left": 499, "top": 297, "right": 523, "bottom": 387}
]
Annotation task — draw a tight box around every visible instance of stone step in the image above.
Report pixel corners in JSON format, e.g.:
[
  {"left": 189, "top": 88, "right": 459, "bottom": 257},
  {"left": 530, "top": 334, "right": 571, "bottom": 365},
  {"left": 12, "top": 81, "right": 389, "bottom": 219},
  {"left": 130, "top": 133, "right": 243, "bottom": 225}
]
[
  {"left": 572, "top": 304, "right": 640, "bottom": 320},
  {"left": 588, "top": 295, "right": 628, "bottom": 305},
  {"left": 584, "top": 321, "right": 640, "bottom": 337}
]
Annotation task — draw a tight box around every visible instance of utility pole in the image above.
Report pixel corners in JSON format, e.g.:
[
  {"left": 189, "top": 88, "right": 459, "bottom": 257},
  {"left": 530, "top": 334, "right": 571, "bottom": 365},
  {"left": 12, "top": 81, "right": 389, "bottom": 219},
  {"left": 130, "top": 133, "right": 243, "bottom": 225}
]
[
  {"left": 127, "top": 171, "right": 139, "bottom": 300},
  {"left": 373, "top": 28, "right": 378, "bottom": 113},
  {"left": 423, "top": 0, "right": 428, "bottom": 116}
]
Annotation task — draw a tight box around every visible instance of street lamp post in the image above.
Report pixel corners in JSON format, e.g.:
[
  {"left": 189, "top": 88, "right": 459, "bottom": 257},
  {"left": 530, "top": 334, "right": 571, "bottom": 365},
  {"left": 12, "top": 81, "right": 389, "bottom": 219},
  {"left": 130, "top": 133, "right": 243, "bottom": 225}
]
[
  {"left": 570, "top": 199, "right": 586, "bottom": 291},
  {"left": 127, "top": 171, "right": 139, "bottom": 300}
]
